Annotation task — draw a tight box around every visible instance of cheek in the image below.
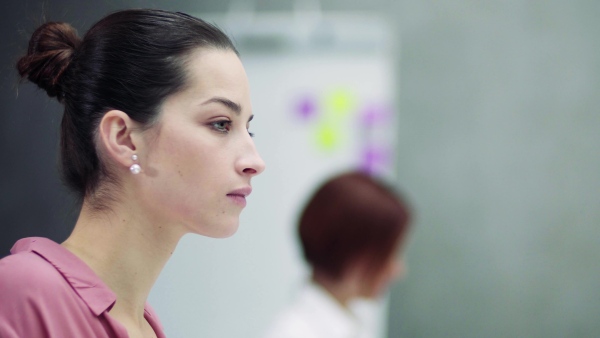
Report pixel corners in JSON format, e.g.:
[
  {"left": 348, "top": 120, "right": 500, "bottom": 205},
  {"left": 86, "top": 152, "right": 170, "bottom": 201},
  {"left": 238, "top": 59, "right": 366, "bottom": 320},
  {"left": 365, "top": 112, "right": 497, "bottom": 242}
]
[
  {"left": 383, "top": 260, "right": 405, "bottom": 285},
  {"left": 144, "top": 131, "right": 216, "bottom": 210},
  {"left": 151, "top": 126, "right": 218, "bottom": 179},
  {"left": 394, "top": 260, "right": 407, "bottom": 280},
  {"left": 368, "top": 261, "right": 404, "bottom": 297}
]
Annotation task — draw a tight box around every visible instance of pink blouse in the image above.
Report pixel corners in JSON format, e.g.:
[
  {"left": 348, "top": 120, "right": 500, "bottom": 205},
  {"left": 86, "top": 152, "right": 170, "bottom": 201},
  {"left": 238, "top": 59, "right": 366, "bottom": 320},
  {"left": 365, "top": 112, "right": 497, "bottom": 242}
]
[{"left": 0, "top": 237, "right": 166, "bottom": 338}]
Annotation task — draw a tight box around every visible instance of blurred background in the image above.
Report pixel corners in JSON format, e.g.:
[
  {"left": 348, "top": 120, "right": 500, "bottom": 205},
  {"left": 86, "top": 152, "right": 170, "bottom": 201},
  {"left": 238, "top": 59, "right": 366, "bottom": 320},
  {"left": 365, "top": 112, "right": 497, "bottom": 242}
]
[{"left": 1, "top": 1, "right": 599, "bottom": 337}]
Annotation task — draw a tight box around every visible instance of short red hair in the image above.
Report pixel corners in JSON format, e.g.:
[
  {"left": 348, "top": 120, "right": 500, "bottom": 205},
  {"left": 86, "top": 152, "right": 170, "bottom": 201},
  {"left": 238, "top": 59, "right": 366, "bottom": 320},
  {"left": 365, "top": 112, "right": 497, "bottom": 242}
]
[{"left": 298, "top": 171, "right": 412, "bottom": 280}]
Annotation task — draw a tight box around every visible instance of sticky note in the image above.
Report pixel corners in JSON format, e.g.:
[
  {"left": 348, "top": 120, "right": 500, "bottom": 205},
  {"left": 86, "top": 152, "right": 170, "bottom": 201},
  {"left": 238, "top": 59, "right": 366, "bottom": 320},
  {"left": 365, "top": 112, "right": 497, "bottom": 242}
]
[
  {"left": 360, "top": 145, "right": 390, "bottom": 174},
  {"left": 325, "top": 89, "right": 355, "bottom": 118},
  {"left": 315, "top": 123, "right": 340, "bottom": 151},
  {"left": 360, "top": 103, "right": 393, "bottom": 127},
  {"left": 294, "top": 94, "right": 318, "bottom": 121}
]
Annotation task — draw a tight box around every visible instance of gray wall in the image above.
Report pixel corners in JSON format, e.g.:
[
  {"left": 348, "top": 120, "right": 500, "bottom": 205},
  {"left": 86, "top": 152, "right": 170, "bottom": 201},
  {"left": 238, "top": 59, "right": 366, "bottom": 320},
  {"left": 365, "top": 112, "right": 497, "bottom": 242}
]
[
  {"left": 2, "top": 1, "right": 599, "bottom": 337},
  {"left": 390, "top": 1, "right": 600, "bottom": 337}
]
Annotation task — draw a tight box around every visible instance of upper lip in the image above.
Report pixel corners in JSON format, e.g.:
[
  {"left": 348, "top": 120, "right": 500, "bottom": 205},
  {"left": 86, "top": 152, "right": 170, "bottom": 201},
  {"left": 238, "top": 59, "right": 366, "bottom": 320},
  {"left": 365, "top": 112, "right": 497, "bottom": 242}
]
[{"left": 227, "top": 186, "right": 252, "bottom": 197}]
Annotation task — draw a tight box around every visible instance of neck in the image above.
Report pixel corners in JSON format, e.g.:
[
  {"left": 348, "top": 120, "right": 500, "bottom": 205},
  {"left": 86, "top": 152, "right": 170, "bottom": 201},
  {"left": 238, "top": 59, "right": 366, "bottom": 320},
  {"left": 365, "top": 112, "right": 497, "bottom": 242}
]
[
  {"left": 62, "top": 195, "right": 184, "bottom": 322},
  {"left": 312, "top": 270, "right": 361, "bottom": 309}
]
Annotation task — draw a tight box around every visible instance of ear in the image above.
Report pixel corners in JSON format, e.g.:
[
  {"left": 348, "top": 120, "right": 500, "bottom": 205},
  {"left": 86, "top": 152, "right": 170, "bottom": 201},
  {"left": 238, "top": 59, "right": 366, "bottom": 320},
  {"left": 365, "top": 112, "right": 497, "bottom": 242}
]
[{"left": 97, "top": 110, "right": 140, "bottom": 169}]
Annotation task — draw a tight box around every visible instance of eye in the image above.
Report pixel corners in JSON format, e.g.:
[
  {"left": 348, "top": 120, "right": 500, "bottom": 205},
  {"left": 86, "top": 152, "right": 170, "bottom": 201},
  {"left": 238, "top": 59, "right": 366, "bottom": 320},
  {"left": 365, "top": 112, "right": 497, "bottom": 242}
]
[
  {"left": 210, "top": 120, "right": 232, "bottom": 133},
  {"left": 247, "top": 115, "right": 255, "bottom": 138}
]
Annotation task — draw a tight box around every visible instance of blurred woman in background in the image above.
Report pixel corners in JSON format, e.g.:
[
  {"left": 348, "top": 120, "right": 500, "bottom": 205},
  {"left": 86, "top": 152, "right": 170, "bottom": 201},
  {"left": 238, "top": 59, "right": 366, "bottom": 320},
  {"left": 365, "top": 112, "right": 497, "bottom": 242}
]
[
  {"left": 264, "top": 171, "right": 412, "bottom": 338},
  {"left": 0, "top": 9, "right": 264, "bottom": 338}
]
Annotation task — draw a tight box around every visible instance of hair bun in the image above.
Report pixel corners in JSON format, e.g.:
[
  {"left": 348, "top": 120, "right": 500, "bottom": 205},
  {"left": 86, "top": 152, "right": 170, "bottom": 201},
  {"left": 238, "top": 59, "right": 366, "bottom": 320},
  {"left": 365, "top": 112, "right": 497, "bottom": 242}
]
[{"left": 17, "top": 22, "right": 81, "bottom": 101}]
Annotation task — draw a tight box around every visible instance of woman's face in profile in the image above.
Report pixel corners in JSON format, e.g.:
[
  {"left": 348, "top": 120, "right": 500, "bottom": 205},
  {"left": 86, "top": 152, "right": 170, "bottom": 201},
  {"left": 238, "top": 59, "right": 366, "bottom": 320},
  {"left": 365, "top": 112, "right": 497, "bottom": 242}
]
[
  {"left": 137, "top": 48, "right": 265, "bottom": 238},
  {"left": 358, "top": 252, "right": 406, "bottom": 299},
  {"left": 370, "top": 256, "right": 406, "bottom": 298}
]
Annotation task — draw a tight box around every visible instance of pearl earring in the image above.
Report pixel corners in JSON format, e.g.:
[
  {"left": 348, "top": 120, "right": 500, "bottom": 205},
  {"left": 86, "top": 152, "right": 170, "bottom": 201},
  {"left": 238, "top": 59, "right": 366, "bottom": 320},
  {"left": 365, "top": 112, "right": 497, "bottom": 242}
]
[{"left": 130, "top": 154, "right": 141, "bottom": 174}]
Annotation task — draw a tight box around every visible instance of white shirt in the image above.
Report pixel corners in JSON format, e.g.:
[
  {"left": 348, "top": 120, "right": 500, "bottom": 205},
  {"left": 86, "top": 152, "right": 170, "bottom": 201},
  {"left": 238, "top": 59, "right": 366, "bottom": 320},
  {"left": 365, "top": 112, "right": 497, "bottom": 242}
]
[{"left": 263, "top": 282, "right": 382, "bottom": 338}]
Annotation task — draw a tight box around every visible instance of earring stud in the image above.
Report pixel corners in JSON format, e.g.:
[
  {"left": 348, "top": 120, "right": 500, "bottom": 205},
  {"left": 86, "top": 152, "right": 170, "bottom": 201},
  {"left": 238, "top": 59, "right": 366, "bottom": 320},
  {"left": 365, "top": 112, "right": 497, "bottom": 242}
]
[
  {"left": 130, "top": 154, "right": 141, "bottom": 174},
  {"left": 130, "top": 164, "right": 141, "bottom": 174}
]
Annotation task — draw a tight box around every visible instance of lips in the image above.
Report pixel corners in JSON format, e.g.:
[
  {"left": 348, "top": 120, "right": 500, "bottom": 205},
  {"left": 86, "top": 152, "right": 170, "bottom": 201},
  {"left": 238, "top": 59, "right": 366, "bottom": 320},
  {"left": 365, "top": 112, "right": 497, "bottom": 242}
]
[
  {"left": 227, "top": 187, "right": 252, "bottom": 197},
  {"left": 226, "top": 187, "right": 252, "bottom": 207}
]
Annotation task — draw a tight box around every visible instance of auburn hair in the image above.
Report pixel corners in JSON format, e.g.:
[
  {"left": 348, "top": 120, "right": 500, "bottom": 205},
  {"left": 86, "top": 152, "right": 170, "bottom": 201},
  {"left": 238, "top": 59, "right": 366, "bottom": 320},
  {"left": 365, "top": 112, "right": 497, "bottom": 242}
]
[{"left": 299, "top": 171, "right": 412, "bottom": 280}]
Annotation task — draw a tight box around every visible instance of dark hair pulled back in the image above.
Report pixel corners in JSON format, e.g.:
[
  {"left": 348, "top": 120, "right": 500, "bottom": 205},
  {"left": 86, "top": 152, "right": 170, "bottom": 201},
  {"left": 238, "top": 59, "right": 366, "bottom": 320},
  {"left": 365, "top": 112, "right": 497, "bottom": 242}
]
[{"left": 17, "top": 9, "right": 237, "bottom": 200}]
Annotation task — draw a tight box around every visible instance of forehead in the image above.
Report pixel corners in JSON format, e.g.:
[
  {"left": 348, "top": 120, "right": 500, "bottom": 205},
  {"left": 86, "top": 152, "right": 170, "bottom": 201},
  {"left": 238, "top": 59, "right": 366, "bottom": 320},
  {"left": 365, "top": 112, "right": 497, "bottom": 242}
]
[{"left": 181, "top": 48, "right": 249, "bottom": 101}]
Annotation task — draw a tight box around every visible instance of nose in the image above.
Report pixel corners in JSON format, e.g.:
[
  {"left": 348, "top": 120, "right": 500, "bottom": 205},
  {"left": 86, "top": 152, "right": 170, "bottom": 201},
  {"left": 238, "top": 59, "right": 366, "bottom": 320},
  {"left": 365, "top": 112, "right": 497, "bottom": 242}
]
[
  {"left": 392, "top": 258, "right": 407, "bottom": 280},
  {"left": 237, "top": 137, "right": 266, "bottom": 177}
]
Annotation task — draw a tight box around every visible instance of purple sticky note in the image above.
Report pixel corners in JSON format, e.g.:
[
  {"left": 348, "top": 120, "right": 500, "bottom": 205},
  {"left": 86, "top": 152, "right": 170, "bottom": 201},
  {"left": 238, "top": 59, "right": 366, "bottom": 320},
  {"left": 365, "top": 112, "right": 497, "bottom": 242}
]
[
  {"left": 294, "top": 94, "right": 318, "bottom": 121},
  {"left": 359, "top": 103, "right": 393, "bottom": 127},
  {"left": 360, "top": 145, "right": 391, "bottom": 175}
]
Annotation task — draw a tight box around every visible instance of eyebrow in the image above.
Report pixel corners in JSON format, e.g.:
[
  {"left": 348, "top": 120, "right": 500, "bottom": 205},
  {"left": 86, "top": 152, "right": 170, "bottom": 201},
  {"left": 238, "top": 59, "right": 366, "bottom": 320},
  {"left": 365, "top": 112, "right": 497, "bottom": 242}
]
[{"left": 202, "top": 97, "right": 242, "bottom": 115}]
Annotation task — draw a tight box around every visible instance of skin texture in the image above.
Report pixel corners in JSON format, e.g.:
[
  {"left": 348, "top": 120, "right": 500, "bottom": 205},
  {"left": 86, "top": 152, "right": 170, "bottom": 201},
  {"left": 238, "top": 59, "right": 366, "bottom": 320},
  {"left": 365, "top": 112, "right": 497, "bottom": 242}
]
[
  {"left": 136, "top": 48, "right": 264, "bottom": 238},
  {"left": 62, "top": 49, "right": 264, "bottom": 338}
]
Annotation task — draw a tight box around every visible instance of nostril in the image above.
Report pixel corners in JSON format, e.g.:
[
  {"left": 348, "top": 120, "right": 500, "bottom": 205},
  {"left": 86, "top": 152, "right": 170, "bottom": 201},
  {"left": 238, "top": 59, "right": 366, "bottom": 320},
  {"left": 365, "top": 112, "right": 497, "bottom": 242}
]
[{"left": 243, "top": 168, "right": 257, "bottom": 174}]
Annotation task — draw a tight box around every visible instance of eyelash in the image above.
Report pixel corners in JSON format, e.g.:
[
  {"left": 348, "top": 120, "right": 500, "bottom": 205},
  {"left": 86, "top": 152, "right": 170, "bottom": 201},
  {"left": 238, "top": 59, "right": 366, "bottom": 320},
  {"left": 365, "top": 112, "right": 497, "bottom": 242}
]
[
  {"left": 210, "top": 120, "right": 255, "bottom": 137},
  {"left": 211, "top": 120, "right": 231, "bottom": 133}
]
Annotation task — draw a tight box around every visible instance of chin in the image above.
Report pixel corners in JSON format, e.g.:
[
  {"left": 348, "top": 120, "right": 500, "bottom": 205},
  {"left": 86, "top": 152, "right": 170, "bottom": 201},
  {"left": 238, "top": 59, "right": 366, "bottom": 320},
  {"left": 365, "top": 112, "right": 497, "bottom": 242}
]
[
  {"left": 361, "top": 283, "right": 389, "bottom": 300},
  {"left": 214, "top": 224, "right": 240, "bottom": 238},
  {"left": 198, "top": 220, "right": 240, "bottom": 238}
]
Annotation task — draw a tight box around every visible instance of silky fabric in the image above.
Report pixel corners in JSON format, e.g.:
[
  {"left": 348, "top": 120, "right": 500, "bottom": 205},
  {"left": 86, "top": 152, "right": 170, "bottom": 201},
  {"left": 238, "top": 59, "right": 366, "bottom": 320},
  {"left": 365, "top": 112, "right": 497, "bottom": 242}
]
[{"left": 0, "top": 237, "right": 166, "bottom": 338}]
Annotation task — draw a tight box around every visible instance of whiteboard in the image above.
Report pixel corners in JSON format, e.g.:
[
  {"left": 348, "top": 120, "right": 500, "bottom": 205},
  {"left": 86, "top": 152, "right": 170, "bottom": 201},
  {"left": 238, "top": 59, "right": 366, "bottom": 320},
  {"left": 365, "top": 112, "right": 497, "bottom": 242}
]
[{"left": 149, "top": 11, "right": 398, "bottom": 338}]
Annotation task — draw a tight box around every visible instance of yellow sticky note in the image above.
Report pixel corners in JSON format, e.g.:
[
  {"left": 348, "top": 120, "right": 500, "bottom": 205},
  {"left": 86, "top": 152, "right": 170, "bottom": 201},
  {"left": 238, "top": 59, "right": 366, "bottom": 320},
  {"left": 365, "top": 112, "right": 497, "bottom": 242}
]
[
  {"left": 315, "top": 123, "right": 340, "bottom": 151},
  {"left": 325, "top": 89, "right": 355, "bottom": 118}
]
